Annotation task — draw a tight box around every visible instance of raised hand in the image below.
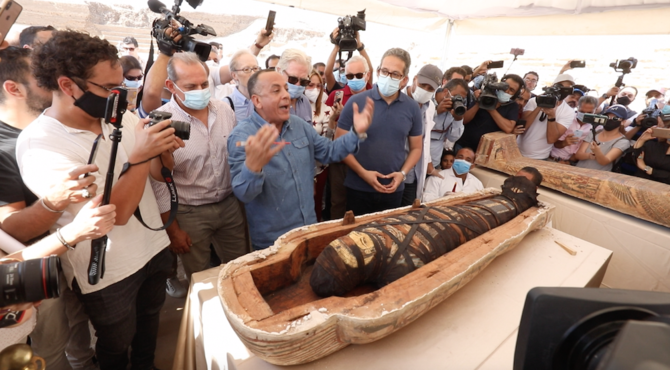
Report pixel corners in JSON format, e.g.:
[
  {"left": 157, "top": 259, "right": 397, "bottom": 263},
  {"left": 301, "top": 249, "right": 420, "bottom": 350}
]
[
  {"left": 244, "top": 125, "right": 286, "bottom": 172},
  {"left": 43, "top": 164, "right": 100, "bottom": 211},
  {"left": 352, "top": 97, "right": 375, "bottom": 134}
]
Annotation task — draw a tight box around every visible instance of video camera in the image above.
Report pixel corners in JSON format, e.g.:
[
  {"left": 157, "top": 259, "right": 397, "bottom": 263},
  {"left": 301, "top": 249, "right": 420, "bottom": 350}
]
[
  {"left": 0, "top": 256, "right": 61, "bottom": 307},
  {"left": 478, "top": 73, "right": 508, "bottom": 111},
  {"left": 514, "top": 287, "right": 670, "bottom": 370},
  {"left": 148, "top": 0, "right": 217, "bottom": 62},
  {"left": 580, "top": 113, "right": 608, "bottom": 127},
  {"left": 610, "top": 57, "right": 637, "bottom": 88},
  {"left": 332, "top": 9, "right": 366, "bottom": 52},
  {"left": 536, "top": 84, "right": 574, "bottom": 109}
]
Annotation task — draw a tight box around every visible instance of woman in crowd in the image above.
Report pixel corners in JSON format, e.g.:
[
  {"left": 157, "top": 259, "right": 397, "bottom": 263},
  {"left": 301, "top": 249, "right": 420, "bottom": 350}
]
[
  {"left": 120, "top": 55, "right": 143, "bottom": 111},
  {"left": 440, "top": 150, "right": 455, "bottom": 170},
  {"left": 633, "top": 124, "right": 670, "bottom": 184},
  {"left": 305, "top": 70, "right": 333, "bottom": 221},
  {"left": 575, "top": 114, "right": 630, "bottom": 172}
]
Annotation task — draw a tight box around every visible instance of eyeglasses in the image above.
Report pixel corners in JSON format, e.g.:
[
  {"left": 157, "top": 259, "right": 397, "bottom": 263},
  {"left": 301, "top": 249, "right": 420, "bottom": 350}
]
[
  {"left": 268, "top": 67, "right": 276, "bottom": 71},
  {"left": 318, "top": 71, "right": 324, "bottom": 76},
  {"left": 346, "top": 72, "right": 366, "bottom": 80},
  {"left": 378, "top": 68, "right": 403, "bottom": 81},
  {"left": 87, "top": 80, "right": 113, "bottom": 92},
  {"left": 282, "top": 71, "right": 310, "bottom": 87},
  {"left": 125, "top": 75, "right": 143, "bottom": 81},
  {"left": 233, "top": 66, "right": 261, "bottom": 74}
]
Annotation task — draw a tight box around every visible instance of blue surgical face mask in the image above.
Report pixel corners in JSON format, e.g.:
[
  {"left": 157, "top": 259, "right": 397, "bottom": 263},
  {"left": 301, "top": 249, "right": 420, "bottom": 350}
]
[
  {"left": 663, "top": 105, "right": 670, "bottom": 115},
  {"left": 124, "top": 79, "right": 141, "bottom": 88},
  {"left": 576, "top": 112, "right": 585, "bottom": 122},
  {"left": 174, "top": 83, "right": 211, "bottom": 110},
  {"left": 348, "top": 78, "right": 366, "bottom": 92},
  {"left": 496, "top": 90, "right": 512, "bottom": 103},
  {"left": 377, "top": 75, "right": 401, "bottom": 97},
  {"left": 334, "top": 70, "right": 347, "bottom": 85},
  {"left": 287, "top": 83, "right": 305, "bottom": 99},
  {"left": 452, "top": 159, "right": 471, "bottom": 175}
]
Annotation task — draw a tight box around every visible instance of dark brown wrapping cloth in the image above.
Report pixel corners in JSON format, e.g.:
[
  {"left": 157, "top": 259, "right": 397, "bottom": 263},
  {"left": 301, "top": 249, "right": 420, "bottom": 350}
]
[{"left": 310, "top": 176, "right": 539, "bottom": 297}]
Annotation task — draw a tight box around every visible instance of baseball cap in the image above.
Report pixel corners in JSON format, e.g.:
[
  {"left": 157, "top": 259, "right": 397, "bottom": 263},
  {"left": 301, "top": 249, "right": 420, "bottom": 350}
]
[
  {"left": 417, "top": 64, "right": 443, "bottom": 90},
  {"left": 604, "top": 105, "right": 628, "bottom": 120},
  {"left": 646, "top": 87, "right": 667, "bottom": 97},
  {"left": 553, "top": 73, "right": 575, "bottom": 86},
  {"left": 573, "top": 89, "right": 585, "bottom": 96}
]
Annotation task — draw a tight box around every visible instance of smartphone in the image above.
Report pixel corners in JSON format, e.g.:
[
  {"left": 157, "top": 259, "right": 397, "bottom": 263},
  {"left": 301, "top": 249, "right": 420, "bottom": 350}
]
[
  {"left": 570, "top": 60, "right": 586, "bottom": 68},
  {"left": 265, "top": 10, "right": 276, "bottom": 36},
  {"left": 574, "top": 130, "right": 583, "bottom": 138},
  {"left": 335, "top": 90, "right": 344, "bottom": 104},
  {"left": 487, "top": 60, "right": 504, "bottom": 69},
  {"left": 651, "top": 127, "right": 670, "bottom": 139},
  {"left": 82, "top": 134, "right": 102, "bottom": 178},
  {"left": 0, "top": 0, "right": 22, "bottom": 44},
  {"left": 126, "top": 87, "right": 139, "bottom": 108},
  {"left": 510, "top": 48, "right": 525, "bottom": 56},
  {"left": 517, "top": 119, "right": 527, "bottom": 129}
]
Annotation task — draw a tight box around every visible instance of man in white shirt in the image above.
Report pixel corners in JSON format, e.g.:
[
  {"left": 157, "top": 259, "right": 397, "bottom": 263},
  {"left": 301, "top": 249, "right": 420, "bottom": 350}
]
[
  {"left": 517, "top": 74, "right": 578, "bottom": 160},
  {"left": 151, "top": 52, "right": 247, "bottom": 278},
  {"left": 422, "top": 147, "right": 483, "bottom": 202},
  {"left": 16, "top": 30, "right": 181, "bottom": 370}
]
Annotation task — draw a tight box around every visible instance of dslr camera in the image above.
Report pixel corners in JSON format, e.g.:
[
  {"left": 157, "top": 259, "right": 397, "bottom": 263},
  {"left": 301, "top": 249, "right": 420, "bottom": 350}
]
[
  {"left": 536, "top": 84, "right": 574, "bottom": 109},
  {"left": 0, "top": 256, "right": 61, "bottom": 307},
  {"left": 478, "top": 73, "right": 509, "bottom": 111},
  {"left": 149, "top": 110, "right": 191, "bottom": 140},
  {"left": 148, "top": 0, "right": 217, "bottom": 61},
  {"left": 451, "top": 95, "right": 467, "bottom": 116},
  {"left": 331, "top": 9, "right": 366, "bottom": 52},
  {"left": 639, "top": 99, "right": 670, "bottom": 130}
]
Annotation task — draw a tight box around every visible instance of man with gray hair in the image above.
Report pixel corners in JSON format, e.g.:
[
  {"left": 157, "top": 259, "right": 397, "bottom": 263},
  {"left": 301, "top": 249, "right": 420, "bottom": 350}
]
[
  {"left": 275, "top": 48, "right": 313, "bottom": 123},
  {"left": 335, "top": 48, "right": 423, "bottom": 216},
  {"left": 549, "top": 95, "right": 597, "bottom": 164},
  {"left": 226, "top": 49, "right": 261, "bottom": 121},
  {"left": 151, "top": 52, "right": 248, "bottom": 279}
]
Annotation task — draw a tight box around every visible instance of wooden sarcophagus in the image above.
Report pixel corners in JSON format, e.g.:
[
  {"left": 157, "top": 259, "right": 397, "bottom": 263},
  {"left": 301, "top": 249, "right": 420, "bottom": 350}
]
[{"left": 218, "top": 177, "right": 554, "bottom": 365}]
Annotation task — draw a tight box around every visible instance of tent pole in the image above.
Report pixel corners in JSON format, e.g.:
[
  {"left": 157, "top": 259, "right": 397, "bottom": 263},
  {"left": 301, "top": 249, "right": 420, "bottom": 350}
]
[{"left": 441, "top": 19, "right": 455, "bottom": 73}]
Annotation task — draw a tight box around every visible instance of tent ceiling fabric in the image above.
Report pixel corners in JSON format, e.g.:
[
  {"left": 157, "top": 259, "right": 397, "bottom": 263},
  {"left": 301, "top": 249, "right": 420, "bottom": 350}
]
[{"left": 257, "top": 0, "right": 670, "bottom": 32}]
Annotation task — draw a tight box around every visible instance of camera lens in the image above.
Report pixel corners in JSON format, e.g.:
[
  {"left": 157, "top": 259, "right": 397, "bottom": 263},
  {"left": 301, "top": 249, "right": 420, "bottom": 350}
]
[
  {"left": 0, "top": 256, "right": 62, "bottom": 307},
  {"left": 171, "top": 121, "right": 191, "bottom": 141}
]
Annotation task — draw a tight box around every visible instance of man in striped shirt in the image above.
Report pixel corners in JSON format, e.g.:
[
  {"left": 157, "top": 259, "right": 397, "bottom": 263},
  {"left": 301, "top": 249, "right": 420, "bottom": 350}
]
[{"left": 150, "top": 52, "right": 248, "bottom": 278}]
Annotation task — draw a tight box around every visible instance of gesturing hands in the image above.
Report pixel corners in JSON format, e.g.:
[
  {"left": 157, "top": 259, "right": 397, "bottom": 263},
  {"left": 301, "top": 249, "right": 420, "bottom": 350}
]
[
  {"left": 360, "top": 170, "right": 405, "bottom": 193},
  {"left": 61, "top": 194, "right": 116, "bottom": 244},
  {"left": 352, "top": 97, "right": 375, "bottom": 135},
  {"left": 43, "top": 164, "right": 100, "bottom": 212},
  {"left": 244, "top": 125, "right": 286, "bottom": 173}
]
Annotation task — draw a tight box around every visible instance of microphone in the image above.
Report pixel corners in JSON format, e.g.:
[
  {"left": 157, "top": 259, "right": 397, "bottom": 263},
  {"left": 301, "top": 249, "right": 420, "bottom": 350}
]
[{"left": 148, "top": 0, "right": 170, "bottom": 15}]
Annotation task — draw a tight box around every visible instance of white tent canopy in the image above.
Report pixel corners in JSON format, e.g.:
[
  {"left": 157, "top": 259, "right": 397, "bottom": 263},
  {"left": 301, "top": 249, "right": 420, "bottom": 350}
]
[{"left": 251, "top": 0, "right": 670, "bottom": 34}]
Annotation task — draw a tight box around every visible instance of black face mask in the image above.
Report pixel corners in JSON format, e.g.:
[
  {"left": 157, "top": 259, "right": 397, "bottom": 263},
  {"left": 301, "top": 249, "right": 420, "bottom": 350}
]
[
  {"left": 603, "top": 119, "right": 621, "bottom": 131},
  {"left": 73, "top": 90, "right": 108, "bottom": 119},
  {"left": 616, "top": 96, "right": 632, "bottom": 106}
]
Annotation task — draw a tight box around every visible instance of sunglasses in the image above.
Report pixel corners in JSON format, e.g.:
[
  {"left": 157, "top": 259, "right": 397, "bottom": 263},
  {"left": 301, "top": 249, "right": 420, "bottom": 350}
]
[
  {"left": 345, "top": 73, "right": 365, "bottom": 80},
  {"left": 285, "top": 74, "right": 310, "bottom": 87},
  {"left": 125, "top": 75, "right": 143, "bottom": 81}
]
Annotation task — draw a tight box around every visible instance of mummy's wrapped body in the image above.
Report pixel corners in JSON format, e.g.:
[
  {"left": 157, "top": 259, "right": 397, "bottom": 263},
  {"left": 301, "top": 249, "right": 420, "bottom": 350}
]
[{"left": 310, "top": 176, "right": 539, "bottom": 297}]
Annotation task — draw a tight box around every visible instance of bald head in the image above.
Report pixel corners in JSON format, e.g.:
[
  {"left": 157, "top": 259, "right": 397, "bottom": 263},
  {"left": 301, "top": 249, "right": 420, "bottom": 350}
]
[{"left": 456, "top": 147, "right": 476, "bottom": 163}]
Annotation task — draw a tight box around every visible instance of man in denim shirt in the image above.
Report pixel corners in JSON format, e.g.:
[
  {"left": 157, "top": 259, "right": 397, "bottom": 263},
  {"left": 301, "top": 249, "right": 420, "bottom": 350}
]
[{"left": 228, "top": 70, "right": 374, "bottom": 250}]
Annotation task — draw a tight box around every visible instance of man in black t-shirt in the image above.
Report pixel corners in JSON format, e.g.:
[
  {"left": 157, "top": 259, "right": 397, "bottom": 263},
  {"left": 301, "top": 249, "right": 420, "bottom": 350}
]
[{"left": 456, "top": 74, "right": 523, "bottom": 151}]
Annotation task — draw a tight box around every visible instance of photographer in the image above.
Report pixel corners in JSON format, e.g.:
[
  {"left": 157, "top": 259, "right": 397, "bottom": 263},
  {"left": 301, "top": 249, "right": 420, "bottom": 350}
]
[
  {"left": 597, "top": 85, "right": 638, "bottom": 120},
  {"left": 549, "top": 96, "right": 597, "bottom": 164},
  {"left": 324, "top": 27, "right": 374, "bottom": 94},
  {"left": 623, "top": 88, "right": 668, "bottom": 140},
  {"left": 517, "top": 74, "right": 577, "bottom": 160},
  {"left": 455, "top": 74, "right": 523, "bottom": 151},
  {"left": 0, "top": 46, "right": 102, "bottom": 369},
  {"left": 429, "top": 78, "right": 468, "bottom": 172},
  {"left": 150, "top": 52, "right": 247, "bottom": 278},
  {"left": 523, "top": 71, "right": 539, "bottom": 96},
  {"left": 575, "top": 106, "right": 630, "bottom": 172},
  {"left": 17, "top": 30, "right": 182, "bottom": 370},
  {"left": 633, "top": 125, "right": 670, "bottom": 184}
]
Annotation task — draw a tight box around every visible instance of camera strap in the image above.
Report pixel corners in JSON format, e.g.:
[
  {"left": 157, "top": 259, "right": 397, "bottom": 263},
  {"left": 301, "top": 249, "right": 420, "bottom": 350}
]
[{"left": 119, "top": 161, "right": 178, "bottom": 231}]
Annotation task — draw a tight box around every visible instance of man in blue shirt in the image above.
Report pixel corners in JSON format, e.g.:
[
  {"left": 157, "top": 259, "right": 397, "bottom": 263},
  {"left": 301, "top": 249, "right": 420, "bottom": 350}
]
[
  {"left": 336, "top": 48, "right": 423, "bottom": 216},
  {"left": 228, "top": 70, "right": 374, "bottom": 250}
]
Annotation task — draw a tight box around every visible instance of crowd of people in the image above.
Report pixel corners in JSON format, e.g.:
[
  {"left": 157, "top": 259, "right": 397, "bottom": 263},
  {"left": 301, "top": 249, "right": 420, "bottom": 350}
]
[{"left": 0, "top": 20, "right": 668, "bottom": 370}]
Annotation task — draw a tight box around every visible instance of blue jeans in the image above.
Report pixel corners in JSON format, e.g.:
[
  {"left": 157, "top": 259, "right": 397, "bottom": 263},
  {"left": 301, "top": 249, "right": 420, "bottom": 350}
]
[
  {"left": 345, "top": 187, "right": 403, "bottom": 217},
  {"left": 72, "top": 248, "right": 173, "bottom": 370}
]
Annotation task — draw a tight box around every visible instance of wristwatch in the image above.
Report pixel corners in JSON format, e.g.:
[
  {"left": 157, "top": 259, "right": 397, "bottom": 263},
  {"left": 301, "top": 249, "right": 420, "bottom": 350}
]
[
  {"left": 351, "top": 125, "right": 367, "bottom": 140},
  {"left": 601, "top": 93, "right": 609, "bottom": 99},
  {"left": 357, "top": 43, "right": 365, "bottom": 52},
  {"left": 645, "top": 165, "right": 652, "bottom": 174},
  {"left": 400, "top": 170, "right": 407, "bottom": 181},
  {"left": 547, "top": 117, "right": 556, "bottom": 122}
]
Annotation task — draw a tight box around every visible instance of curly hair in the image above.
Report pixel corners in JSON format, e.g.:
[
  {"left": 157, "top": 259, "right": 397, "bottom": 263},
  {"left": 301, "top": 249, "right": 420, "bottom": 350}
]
[{"left": 32, "top": 30, "right": 119, "bottom": 91}]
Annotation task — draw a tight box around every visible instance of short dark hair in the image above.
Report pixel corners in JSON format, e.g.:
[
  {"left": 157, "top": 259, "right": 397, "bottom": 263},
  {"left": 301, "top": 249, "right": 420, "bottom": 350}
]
[
  {"left": 0, "top": 47, "right": 31, "bottom": 103},
  {"left": 445, "top": 78, "right": 469, "bottom": 94},
  {"left": 520, "top": 166, "right": 543, "bottom": 187},
  {"left": 443, "top": 67, "right": 467, "bottom": 82},
  {"left": 248, "top": 69, "right": 277, "bottom": 97},
  {"left": 122, "top": 36, "right": 138, "bottom": 47},
  {"left": 457, "top": 147, "right": 476, "bottom": 157},
  {"left": 502, "top": 74, "right": 525, "bottom": 100},
  {"left": 461, "top": 65, "right": 473, "bottom": 76},
  {"left": 265, "top": 54, "right": 280, "bottom": 69},
  {"left": 209, "top": 41, "right": 222, "bottom": 49},
  {"left": 120, "top": 55, "right": 142, "bottom": 76},
  {"left": 19, "top": 26, "right": 55, "bottom": 47},
  {"left": 441, "top": 150, "right": 455, "bottom": 161},
  {"left": 313, "top": 62, "right": 325, "bottom": 69},
  {"left": 32, "top": 30, "right": 119, "bottom": 91},
  {"left": 523, "top": 71, "right": 539, "bottom": 80}
]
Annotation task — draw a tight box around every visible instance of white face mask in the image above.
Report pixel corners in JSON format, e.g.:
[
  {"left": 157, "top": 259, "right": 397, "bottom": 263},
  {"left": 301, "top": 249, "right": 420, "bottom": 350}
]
[
  {"left": 412, "top": 86, "right": 432, "bottom": 104},
  {"left": 305, "top": 88, "right": 320, "bottom": 103}
]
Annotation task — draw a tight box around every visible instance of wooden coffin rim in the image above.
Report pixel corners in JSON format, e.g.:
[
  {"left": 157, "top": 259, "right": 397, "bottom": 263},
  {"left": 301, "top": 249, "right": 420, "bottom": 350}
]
[
  {"left": 218, "top": 189, "right": 553, "bottom": 344},
  {"left": 475, "top": 131, "right": 670, "bottom": 228}
]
